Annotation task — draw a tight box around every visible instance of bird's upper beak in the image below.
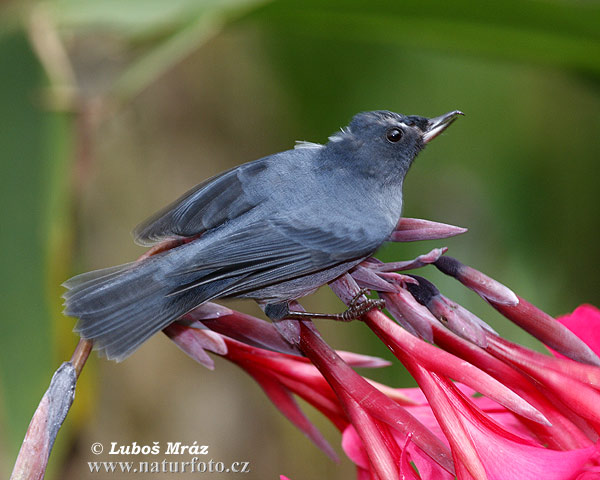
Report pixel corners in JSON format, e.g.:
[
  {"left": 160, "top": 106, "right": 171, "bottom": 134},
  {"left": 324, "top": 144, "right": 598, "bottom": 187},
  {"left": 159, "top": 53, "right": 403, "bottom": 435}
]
[{"left": 422, "top": 110, "right": 464, "bottom": 144}]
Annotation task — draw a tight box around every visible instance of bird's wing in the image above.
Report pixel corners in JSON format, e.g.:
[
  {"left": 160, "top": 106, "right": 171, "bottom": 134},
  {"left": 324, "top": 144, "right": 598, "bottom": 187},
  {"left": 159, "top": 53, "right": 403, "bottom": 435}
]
[
  {"left": 168, "top": 216, "right": 382, "bottom": 299},
  {"left": 133, "top": 159, "right": 270, "bottom": 246}
]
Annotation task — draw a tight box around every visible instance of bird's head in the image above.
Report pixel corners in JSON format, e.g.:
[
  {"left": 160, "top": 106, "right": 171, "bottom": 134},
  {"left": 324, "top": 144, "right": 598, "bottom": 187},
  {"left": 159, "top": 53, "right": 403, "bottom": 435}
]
[{"left": 326, "top": 109, "right": 463, "bottom": 176}]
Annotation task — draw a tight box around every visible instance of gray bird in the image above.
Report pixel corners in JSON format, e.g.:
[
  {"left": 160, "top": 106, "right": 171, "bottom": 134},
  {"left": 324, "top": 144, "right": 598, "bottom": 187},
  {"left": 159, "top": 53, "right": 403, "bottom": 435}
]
[{"left": 63, "top": 110, "right": 462, "bottom": 361}]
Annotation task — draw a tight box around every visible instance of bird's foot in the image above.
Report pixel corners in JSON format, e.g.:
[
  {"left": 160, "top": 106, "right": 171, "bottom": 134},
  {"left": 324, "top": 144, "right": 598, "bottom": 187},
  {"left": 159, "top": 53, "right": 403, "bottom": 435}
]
[{"left": 340, "top": 288, "right": 386, "bottom": 321}]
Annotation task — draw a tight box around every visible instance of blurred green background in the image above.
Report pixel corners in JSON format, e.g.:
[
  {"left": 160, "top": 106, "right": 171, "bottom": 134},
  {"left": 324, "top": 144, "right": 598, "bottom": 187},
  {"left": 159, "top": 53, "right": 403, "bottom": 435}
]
[{"left": 0, "top": 1, "right": 599, "bottom": 478}]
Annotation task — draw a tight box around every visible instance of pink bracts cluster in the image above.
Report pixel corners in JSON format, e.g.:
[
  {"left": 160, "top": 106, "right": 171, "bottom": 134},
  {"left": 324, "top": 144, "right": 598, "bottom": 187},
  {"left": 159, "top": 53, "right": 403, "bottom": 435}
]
[{"left": 164, "top": 218, "right": 600, "bottom": 480}]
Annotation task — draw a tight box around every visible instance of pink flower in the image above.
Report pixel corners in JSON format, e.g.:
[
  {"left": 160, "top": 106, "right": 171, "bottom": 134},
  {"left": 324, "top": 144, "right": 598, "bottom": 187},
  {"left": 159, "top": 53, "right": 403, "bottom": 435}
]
[
  {"left": 160, "top": 219, "right": 600, "bottom": 479},
  {"left": 343, "top": 378, "right": 599, "bottom": 480}
]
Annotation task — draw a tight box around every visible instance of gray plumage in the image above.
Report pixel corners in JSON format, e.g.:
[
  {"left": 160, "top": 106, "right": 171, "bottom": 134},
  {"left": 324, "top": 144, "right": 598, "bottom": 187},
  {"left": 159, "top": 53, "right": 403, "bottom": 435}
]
[{"left": 63, "top": 110, "right": 462, "bottom": 361}]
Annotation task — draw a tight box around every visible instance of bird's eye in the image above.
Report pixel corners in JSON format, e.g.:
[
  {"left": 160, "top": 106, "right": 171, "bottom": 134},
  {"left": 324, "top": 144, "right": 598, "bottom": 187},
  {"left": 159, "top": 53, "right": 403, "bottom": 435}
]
[{"left": 386, "top": 128, "right": 403, "bottom": 143}]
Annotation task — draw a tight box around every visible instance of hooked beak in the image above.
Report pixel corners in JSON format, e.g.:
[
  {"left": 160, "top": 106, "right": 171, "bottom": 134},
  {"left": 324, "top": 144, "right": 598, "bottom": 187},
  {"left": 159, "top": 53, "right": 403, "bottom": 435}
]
[{"left": 422, "top": 110, "right": 464, "bottom": 144}]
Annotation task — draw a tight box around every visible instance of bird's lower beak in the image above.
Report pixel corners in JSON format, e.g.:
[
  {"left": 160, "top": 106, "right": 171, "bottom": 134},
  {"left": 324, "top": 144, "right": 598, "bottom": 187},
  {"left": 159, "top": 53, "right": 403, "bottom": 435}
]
[{"left": 422, "top": 110, "right": 464, "bottom": 144}]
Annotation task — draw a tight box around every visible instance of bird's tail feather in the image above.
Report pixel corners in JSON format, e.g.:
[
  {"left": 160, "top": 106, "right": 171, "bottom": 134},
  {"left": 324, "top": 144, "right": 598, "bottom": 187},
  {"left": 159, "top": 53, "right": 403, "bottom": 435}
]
[{"left": 63, "top": 255, "right": 227, "bottom": 362}]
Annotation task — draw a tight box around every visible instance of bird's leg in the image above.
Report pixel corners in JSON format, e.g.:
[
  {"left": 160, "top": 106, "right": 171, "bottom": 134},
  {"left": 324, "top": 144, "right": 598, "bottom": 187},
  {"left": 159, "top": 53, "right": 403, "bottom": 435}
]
[{"left": 264, "top": 289, "right": 385, "bottom": 323}]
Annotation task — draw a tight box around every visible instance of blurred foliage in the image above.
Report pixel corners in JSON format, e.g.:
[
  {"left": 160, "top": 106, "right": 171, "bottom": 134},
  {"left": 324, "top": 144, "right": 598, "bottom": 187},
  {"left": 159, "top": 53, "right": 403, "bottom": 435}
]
[{"left": 0, "top": 0, "right": 599, "bottom": 478}]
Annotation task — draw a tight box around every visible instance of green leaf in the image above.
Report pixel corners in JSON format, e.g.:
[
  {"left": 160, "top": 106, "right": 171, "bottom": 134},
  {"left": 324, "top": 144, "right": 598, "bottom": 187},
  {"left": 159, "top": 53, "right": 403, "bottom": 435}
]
[{"left": 0, "top": 31, "right": 74, "bottom": 473}]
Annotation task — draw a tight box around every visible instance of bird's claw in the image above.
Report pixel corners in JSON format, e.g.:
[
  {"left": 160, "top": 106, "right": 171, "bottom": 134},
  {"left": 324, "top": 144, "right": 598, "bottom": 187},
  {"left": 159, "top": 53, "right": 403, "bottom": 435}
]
[{"left": 341, "top": 289, "right": 385, "bottom": 321}]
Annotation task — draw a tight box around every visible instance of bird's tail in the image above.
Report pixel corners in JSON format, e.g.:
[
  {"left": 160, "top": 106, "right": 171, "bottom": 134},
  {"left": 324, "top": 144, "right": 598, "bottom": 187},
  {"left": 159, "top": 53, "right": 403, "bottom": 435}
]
[{"left": 63, "top": 254, "right": 212, "bottom": 362}]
